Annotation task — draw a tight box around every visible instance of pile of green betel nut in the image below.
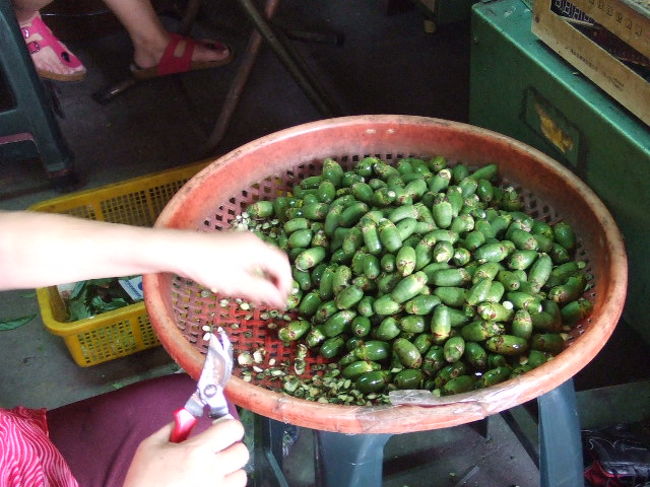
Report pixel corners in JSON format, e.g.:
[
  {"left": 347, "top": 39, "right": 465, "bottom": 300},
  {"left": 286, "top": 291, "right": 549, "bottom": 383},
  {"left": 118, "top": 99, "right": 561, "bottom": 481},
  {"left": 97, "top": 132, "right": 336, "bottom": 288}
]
[{"left": 241, "top": 156, "right": 594, "bottom": 403}]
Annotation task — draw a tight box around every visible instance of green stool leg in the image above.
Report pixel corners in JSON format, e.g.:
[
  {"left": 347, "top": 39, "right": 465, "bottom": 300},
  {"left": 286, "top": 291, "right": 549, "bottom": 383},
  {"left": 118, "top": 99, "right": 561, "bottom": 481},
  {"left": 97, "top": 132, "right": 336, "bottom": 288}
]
[
  {"left": 538, "top": 379, "right": 584, "bottom": 487},
  {"left": 252, "top": 415, "right": 289, "bottom": 487},
  {"left": 315, "top": 431, "right": 392, "bottom": 487},
  {"left": 0, "top": 0, "right": 75, "bottom": 179}
]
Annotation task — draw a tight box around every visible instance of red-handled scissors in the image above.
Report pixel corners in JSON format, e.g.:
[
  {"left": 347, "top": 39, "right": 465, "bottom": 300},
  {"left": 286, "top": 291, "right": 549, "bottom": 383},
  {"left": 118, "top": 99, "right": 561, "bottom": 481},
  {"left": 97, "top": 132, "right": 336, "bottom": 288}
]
[{"left": 170, "top": 327, "right": 235, "bottom": 443}]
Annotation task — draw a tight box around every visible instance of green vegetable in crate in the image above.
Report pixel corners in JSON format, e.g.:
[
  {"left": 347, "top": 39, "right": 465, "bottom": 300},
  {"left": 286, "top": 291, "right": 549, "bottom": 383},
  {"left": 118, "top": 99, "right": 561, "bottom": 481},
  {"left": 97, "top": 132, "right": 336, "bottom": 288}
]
[
  {"left": 473, "top": 262, "right": 501, "bottom": 282},
  {"left": 64, "top": 278, "right": 138, "bottom": 321},
  {"left": 399, "top": 315, "right": 426, "bottom": 334},
  {"left": 474, "top": 242, "right": 510, "bottom": 263},
  {"left": 464, "top": 341, "right": 488, "bottom": 370},
  {"left": 531, "top": 333, "right": 566, "bottom": 354},
  {"left": 378, "top": 218, "right": 403, "bottom": 252},
  {"left": 373, "top": 294, "right": 401, "bottom": 315},
  {"left": 278, "top": 320, "right": 310, "bottom": 342},
  {"left": 393, "top": 338, "right": 422, "bottom": 368},
  {"left": 432, "top": 240, "right": 454, "bottom": 264},
  {"left": 374, "top": 316, "right": 401, "bottom": 340},
  {"left": 404, "top": 294, "right": 440, "bottom": 315},
  {"left": 434, "top": 286, "right": 466, "bottom": 308},
  {"left": 476, "top": 366, "right": 511, "bottom": 388},
  {"left": 477, "top": 301, "right": 513, "bottom": 322},
  {"left": 429, "top": 268, "right": 471, "bottom": 287},
  {"left": 553, "top": 221, "right": 576, "bottom": 251},
  {"left": 322, "top": 310, "right": 356, "bottom": 337},
  {"left": 320, "top": 336, "right": 346, "bottom": 359},
  {"left": 561, "top": 298, "right": 593, "bottom": 326},
  {"left": 240, "top": 155, "right": 593, "bottom": 403},
  {"left": 351, "top": 316, "right": 372, "bottom": 337},
  {"left": 295, "top": 247, "right": 326, "bottom": 271},
  {"left": 546, "top": 260, "right": 586, "bottom": 288},
  {"left": 466, "top": 278, "right": 493, "bottom": 306},
  {"left": 355, "top": 340, "right": 391, "bottom": 361},
  {"left": 434, "top": 362, "right": 467, "bottom": 389},
  {"left": 332, "top": 265, "right": 352, "bottom": 294},
  {"left": 485, "top": 281, "right": 506, "bottom": 303},
  {"left": 394, "top": 369, "right": 424, "bottom": 389},
  {"left": 511, "top": 309, "right": 534, "bottom": 339},
  {"left": 442, "top": 375, "right": 476, "bottom": 395},
  {"left": 357, "top": 295, "right": 374, "bottom": 317},
  {"left": 343, "top": 360, "right": 381, "bottom": 379},
  {"left": 548, "top": 273, "right": 588, "bottom": 304},
  {"left": 246, "top": 200, "right": 274, "bottom": 219},
  {"left": 356, "top": 370, "right": 391, "bottom": 393},
  {"left": 391, "top": 271, "right": 428, "bottom": 303},
  {"left": 305, "top": 326, "right": 326, "bottom": 348},
  {"left": 396, "top": 245, "right": 417, "bottom": 276},
  {"left": 431, "top": 304, "right": 452, "bottom": 343},
  {"left": 443, "top": 336, "right": 465, "bottom": 363},
  {"left": 485, "top": 335, "right": 529, "bottom": 356},
  {"left": 413, "top": 333, "right": 434, "bottom": 354},
  {"left": 335, "top": 285, "right": 364, "bottom": 310},
  {"left": 460, "top": 320, "right": 504, "bottom": 342}
]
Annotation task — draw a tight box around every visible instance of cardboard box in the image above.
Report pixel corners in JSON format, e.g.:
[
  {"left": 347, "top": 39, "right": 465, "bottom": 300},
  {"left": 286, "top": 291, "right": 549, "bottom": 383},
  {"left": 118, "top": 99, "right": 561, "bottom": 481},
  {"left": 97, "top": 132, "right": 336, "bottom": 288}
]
[
  {"left": 564, "top": 0, "right": 649, "bottom": 57},
  {"left": 532, "top": 0, "right": 650, "bottom": 125}
]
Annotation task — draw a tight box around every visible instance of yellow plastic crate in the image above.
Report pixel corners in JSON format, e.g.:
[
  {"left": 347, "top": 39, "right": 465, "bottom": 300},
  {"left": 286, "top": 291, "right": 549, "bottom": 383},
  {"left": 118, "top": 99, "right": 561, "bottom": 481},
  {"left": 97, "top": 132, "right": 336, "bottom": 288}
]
[{"left": 31, "top": 161, "right": 209, "bottom": 366}]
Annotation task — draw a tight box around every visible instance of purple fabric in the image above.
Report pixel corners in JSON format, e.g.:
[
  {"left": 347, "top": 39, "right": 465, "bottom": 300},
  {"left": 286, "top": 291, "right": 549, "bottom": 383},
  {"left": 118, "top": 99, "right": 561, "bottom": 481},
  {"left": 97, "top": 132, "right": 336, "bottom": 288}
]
[{"left": 47, "top": 373, "right": 218, "bottom": 487}]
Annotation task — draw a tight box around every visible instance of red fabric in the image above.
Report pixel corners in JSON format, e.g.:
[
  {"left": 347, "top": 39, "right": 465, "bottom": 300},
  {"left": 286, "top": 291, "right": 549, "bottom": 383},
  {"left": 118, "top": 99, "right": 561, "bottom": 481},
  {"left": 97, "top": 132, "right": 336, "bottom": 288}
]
[
  {"left": 1, "top": 374, "right": 237, "bottom": 487},
  {"left": 0, "top": 407, "right": 78, "bottom": 487},
  {"left": 47, "top": 373, "right": 212, "bottom": 487}
]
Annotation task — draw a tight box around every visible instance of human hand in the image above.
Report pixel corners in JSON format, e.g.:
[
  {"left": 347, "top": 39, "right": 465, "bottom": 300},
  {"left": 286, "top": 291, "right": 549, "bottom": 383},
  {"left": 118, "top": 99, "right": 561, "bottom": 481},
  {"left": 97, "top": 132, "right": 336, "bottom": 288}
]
[
  {"left": 174, "top": 231, "right": 292, "bottom": 309},
  {"left": 0, "top": 211, "right": 293, "bottom": 296},
  {"left": 123, "top": 418, "right": 248, "bottom": 487}
]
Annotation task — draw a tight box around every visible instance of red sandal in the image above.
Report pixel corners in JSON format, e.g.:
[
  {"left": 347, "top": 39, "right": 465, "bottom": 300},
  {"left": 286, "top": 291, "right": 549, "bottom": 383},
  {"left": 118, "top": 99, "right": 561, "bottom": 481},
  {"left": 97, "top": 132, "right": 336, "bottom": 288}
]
[
  {"left": 21, "top": 13, "right": 86, "bottom": 82},
  {"left": 130, "top": 33, "right": 233, "bottom": 80}
]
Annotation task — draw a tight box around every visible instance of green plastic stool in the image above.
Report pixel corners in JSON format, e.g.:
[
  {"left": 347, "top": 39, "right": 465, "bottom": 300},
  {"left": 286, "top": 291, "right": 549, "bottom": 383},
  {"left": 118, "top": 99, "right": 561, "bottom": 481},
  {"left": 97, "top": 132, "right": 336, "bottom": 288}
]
[
  {"left": 253, "top": 380, "right": 583, "bottom": 486},
  {"left": 0, "top": 0, "right": 76, "bottom": 186}
]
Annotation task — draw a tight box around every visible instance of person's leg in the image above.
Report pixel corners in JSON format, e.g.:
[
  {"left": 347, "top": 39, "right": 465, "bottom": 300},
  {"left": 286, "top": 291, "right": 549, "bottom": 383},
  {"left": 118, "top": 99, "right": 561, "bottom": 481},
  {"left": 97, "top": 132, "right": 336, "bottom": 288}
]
[
  {"left": 47, "top": 373, "right": 214, "bottom": 487},
  {"left": 13, "top": 0, "right": 86, "bottom": 80},
  {"left": 101, "top": 0, "right": 230, "bottom": 71},
  {"left": 12, "top": 0, "right": 50, "bottom": 22}
]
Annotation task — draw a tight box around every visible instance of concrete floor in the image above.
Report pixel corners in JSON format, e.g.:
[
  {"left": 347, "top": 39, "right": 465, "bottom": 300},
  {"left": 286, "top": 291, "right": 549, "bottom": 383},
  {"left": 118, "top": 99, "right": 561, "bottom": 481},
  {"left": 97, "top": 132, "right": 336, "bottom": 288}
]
[{"left": 1, "top": 1, "right": 650, "bottom": 485}]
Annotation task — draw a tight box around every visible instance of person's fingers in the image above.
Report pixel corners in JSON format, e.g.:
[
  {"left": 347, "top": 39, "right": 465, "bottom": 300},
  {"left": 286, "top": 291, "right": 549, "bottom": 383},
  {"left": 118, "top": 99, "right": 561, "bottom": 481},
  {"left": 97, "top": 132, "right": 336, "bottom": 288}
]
[
  {"left": 195, "top": 418, "right": 244, "bottom": 452},
  {"left": 222, "top": 468, "right": 248, "bottom": 487},
  {"left": 237, "top": 276, "right": 287, "bottom": 308},
  {"left": 214, "top": 441, "right": 250, "bottom": 472},
  {"left": 256, "top": 244, "right": 292, "bottom": 295},
  {"left": 214, "top": 271, "right": 286, "bottom": 307},
  {"left": 234, "top": 232, "right": 291, "bottom": 295},
  {"left": 146, "top": 422, "right": 174, "bottom": 444}
]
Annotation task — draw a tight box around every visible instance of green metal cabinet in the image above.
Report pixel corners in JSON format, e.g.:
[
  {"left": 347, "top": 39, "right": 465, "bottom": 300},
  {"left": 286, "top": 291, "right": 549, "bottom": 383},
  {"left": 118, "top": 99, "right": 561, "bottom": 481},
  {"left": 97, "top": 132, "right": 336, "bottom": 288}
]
[
  {"left": 469, "top": 0, "right": 650, "bottom": 343},
  {"left": 413, "top": 0, "right": 479, "bottom": 30}
]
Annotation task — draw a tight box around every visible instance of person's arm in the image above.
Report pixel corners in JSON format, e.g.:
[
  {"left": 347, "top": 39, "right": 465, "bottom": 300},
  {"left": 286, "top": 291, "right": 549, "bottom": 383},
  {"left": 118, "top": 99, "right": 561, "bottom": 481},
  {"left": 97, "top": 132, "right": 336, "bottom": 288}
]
[
  {"left": 123, "top": 418, "right": 249, "bottom": 487},
  {"left": 0, "top": 211, "right": 292, "bottom": 308}
]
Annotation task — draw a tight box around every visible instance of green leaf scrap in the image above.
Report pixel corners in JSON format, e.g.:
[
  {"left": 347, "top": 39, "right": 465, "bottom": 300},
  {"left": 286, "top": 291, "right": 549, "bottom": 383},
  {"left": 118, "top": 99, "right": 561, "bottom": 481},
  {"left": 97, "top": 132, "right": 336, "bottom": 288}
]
[{"left": 0, "top": 314, "right": 36, "bottom": 331}]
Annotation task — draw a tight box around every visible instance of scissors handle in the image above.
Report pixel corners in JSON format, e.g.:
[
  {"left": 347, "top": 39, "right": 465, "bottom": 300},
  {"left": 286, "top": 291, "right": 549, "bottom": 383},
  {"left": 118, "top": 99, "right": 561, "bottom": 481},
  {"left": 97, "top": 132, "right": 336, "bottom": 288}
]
[{"left": 170, "top": 407, "right": 198, "bottom": 443}]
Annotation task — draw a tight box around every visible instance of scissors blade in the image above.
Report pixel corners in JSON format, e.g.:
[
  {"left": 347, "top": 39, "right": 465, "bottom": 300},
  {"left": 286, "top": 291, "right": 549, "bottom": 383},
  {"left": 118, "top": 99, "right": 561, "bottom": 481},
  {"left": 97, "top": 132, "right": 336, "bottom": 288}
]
[
  {"left": 198, "top": 327, "right": 234, "bottom": 418},
  {"left": 182, "top": 390, "right": 205, "bottom": 417}
]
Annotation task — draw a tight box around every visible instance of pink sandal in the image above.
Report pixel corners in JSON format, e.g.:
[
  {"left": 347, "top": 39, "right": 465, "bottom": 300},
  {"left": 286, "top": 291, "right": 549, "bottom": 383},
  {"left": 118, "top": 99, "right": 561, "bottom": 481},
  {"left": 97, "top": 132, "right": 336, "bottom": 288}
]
[
  {"left": 21, "top": 13, "right": 86, "bottom": 82},
  {"left": 130, "top": 33, "right": 233, "bottom": 80}
]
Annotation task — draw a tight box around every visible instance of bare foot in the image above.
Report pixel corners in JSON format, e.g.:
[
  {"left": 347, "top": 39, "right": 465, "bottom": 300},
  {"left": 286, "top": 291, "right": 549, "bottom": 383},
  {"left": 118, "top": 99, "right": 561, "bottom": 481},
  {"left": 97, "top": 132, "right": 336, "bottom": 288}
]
[{"left": 20, "top": 13, "right": 86, "bottom": 81}]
